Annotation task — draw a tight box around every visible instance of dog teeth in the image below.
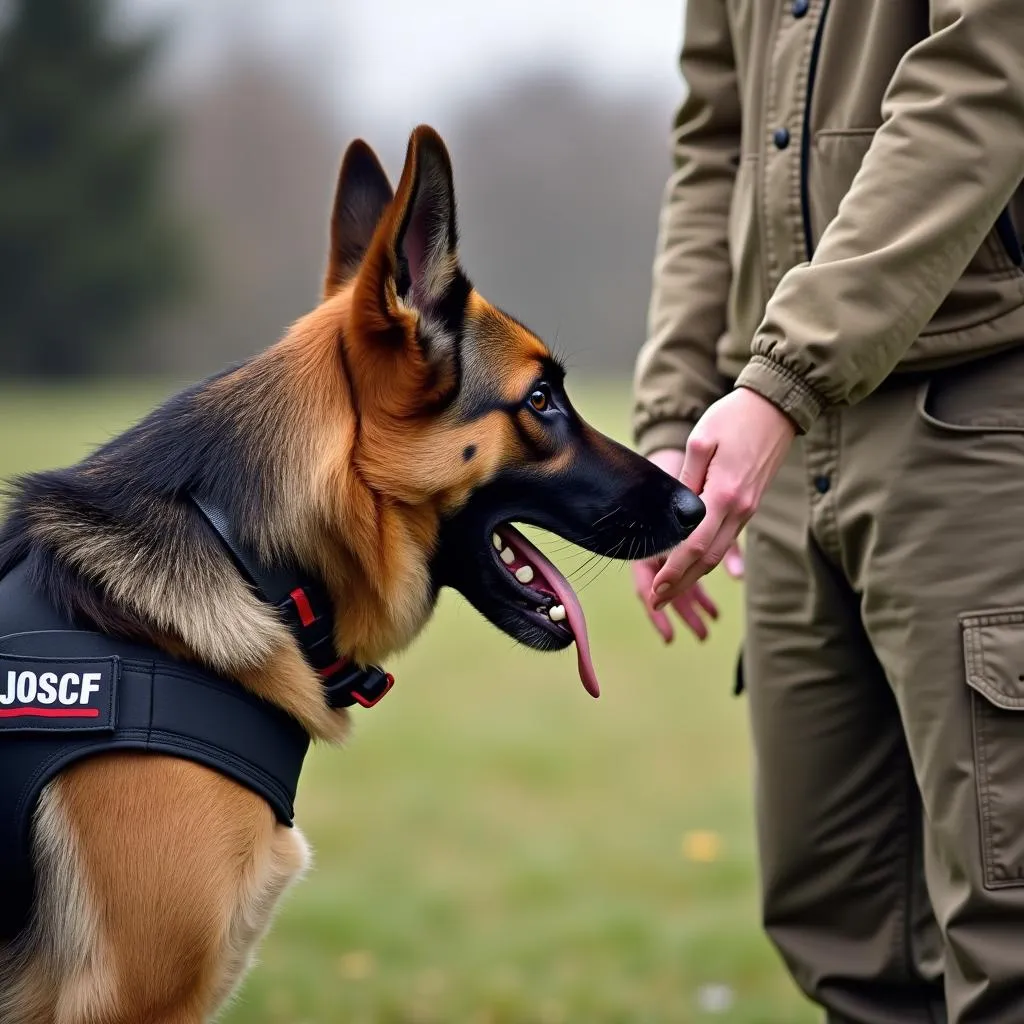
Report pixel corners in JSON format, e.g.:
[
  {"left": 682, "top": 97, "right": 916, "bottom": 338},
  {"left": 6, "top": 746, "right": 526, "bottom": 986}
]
[
  {"left": 492, "top": 533, "right": 503, "bottom": 551},
  {"left": 500, "top": 547, "right": 515, "bottom": 565},
  {"left": 515, "top": 565, "right": 535, "bottom": 584},
  {"left": 549, "top": 604, "right": 566, "bottom": 622}
]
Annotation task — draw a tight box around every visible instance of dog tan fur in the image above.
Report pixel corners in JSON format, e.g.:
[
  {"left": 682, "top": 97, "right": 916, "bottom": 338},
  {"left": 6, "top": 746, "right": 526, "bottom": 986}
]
[{"left": 3, "top": 756, "right": 309, "bottom": 1023}]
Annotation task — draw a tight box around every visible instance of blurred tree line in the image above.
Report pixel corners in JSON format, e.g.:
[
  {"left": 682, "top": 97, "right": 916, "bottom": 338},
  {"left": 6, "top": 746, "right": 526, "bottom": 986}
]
[
  {"left": 0, "top": 0, "right": 190, "bottom": 375},
  {"left": 0, "top": 0, "right": 677, "bottom": 379}
]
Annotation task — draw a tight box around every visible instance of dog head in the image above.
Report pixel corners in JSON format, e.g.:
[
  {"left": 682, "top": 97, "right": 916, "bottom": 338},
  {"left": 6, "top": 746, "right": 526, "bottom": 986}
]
[
  {"left": 317, "top": 126, "right": 704, "bottom": 694},
  {"left": 0, "top": 125, "right": 703, "bottom": 708}
]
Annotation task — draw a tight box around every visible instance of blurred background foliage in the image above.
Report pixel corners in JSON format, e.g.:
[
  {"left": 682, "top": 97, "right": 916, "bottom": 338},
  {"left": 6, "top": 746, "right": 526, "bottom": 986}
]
[{"left": 0, "top": 0, "right": 679, "bottom": 380}]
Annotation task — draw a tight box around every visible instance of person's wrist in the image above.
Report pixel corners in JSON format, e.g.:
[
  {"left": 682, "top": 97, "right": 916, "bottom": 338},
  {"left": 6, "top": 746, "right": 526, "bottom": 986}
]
[{"left": 735, "top": 383, "right": 800, "bottom": 438}]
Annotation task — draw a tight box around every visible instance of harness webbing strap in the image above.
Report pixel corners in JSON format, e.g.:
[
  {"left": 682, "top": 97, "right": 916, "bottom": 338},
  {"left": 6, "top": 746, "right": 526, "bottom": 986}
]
[{"left": 189, "top": 493, "right": 394, "bottom": 710}]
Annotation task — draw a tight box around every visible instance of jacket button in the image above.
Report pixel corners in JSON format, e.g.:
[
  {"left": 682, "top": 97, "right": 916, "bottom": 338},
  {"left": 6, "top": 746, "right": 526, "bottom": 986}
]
[
  {"left": 792, "top": 0, "right": 809, "bottom": 17},
  {"left": 813, "top": 475, "right": 831, "bottom": 494},
  {"left": 773, "top": 127, "right": 791, "bottom": 150}
]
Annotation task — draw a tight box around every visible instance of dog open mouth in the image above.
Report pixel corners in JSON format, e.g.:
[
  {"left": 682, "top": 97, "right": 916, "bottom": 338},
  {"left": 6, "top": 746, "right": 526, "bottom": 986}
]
[
  {"left": 488, "top": 524, "right": 600, "bottom": 698},
  {"left": 432, "top": 447, "right": 702, "bottom": 701}
]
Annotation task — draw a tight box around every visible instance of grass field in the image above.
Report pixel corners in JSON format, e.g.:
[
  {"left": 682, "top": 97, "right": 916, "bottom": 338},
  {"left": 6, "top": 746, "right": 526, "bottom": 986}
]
[{"left": 0, "top": 380, "right": 819, "bottom": 1024}]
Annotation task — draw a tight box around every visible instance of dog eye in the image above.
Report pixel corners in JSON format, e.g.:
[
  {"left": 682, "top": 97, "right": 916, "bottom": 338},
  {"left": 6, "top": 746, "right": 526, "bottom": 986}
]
[{"left": 529, "top": 385, "right": 550, "bottom": 412}]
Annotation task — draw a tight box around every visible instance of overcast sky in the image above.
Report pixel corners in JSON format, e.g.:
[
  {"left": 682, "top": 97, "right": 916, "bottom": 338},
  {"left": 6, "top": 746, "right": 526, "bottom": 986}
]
[{"left": 119, "top": 0, "right": 688, "bottom": 131}]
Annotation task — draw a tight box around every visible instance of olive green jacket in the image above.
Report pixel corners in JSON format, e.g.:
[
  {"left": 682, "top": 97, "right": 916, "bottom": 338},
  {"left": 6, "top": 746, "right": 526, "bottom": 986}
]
[{"left": 633, "top": 0, "right": 1024, "bottom": 455}]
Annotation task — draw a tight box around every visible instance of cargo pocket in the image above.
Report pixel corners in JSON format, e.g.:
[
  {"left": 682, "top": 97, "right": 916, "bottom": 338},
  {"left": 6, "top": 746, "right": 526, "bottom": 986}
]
[{"left": 961, "top": 609, "right": 1024, "bottom": 888}]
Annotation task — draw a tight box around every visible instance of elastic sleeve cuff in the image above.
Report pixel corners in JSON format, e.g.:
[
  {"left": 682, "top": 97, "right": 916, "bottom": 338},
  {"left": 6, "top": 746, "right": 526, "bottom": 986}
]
[
  {"left": 733, "top": 354, "right": 828, "bottom": 434},
  {"left": 633, "top": 419, "right": 695, "bottom": 459}
]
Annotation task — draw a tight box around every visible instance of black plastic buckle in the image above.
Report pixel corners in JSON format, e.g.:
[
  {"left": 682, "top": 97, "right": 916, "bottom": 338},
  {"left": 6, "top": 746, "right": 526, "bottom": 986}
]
[
  {"left": 281, "top": 586, "right": 394, "bottom": 709},
  {"left": 322, "top": 663, "right": 395, "bottom": 709},
  {"left": 188, "top": 493, "right": 395, "bottom": 711}
]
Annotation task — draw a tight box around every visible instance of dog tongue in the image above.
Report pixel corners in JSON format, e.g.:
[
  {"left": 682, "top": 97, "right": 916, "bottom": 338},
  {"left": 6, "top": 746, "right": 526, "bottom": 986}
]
[
  {"left": 502, "top": 528, "right": 600, "bottom": 698},
  {"left": 545, "top": 568, "right": 600, "bottom": 699}
]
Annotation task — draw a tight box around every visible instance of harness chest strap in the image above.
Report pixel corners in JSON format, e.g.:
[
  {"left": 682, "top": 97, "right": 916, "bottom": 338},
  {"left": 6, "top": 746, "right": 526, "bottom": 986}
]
[{"left": 189, "top": 493, "right": 394, "bottom": 710}]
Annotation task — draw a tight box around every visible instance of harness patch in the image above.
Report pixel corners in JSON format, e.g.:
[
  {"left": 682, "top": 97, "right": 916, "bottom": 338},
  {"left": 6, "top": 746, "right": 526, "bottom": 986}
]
[{"left": 0, "top": 654, "right": 118, "bottom": 732}]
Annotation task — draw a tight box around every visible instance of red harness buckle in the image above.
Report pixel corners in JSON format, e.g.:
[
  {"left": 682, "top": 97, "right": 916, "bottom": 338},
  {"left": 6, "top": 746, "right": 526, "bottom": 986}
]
[
  {"left": 286, "top": 587, "right": 393, "bottom": 710},
  {"left": 351, "top": 672, "right": 395, "bottom": 708}
]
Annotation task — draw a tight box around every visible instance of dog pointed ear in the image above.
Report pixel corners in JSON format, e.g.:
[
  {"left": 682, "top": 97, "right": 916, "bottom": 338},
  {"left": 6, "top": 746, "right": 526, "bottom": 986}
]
[
  {"left": 354, "top": 126, "right": 462, "bottom": 331},
  {"left": 391, "top": 125, "right": 460, "bottom": 313},
  {"left": 324, "top": 139, "right": 394, "bottom": 298}
]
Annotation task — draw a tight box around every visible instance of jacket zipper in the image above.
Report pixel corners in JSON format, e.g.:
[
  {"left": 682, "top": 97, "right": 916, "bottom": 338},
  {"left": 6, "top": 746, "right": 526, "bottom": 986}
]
[
  {"left": 799, "top": 0, "right": 832, "bottom": 261},
  {"left": 995, "top": 207, "right": 1024, "bottom": 266}
]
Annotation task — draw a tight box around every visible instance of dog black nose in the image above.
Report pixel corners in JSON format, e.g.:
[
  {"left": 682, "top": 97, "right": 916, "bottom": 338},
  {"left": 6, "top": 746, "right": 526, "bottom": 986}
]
[{"left": 670, "top": 485, "right": 705, "bottom": 534}]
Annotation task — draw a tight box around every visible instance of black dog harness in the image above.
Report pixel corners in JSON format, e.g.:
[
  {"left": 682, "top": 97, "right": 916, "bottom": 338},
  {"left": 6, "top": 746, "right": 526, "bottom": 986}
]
[{"left": 0, "top": 498, "right": 393, "bottom": 940}]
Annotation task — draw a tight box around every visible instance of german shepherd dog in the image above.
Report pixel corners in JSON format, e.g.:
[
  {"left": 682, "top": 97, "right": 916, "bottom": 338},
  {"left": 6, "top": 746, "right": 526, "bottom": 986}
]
[{"left": 0, "top": 126, "right": 703, "bottom": 1023}]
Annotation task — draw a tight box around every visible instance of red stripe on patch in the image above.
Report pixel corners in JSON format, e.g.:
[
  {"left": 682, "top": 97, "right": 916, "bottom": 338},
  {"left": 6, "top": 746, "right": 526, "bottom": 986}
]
[
  {"left": 290, "top": 588, "right": 316, "bottom": 627},
  {"left": 0, "top": 707, "right": 100, "bottom": 718}
]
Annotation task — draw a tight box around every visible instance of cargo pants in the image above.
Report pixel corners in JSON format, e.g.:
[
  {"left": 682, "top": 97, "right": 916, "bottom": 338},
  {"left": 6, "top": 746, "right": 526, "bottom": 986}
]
[{"left": 743, "top": 345, "right": 1024, "bottom": 1024}]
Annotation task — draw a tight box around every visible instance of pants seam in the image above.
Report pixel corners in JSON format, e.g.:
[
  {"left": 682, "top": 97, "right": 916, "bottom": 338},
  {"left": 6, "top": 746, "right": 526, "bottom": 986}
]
[
  {"left": 821, "top": 415, "right": 842, "bottom": 562},
  {"left": 963, "top": 630, "right": 997, "bottom": 888},
  {"left": 805, "top": 414, "right": 843, "bottom": 564},
  {"left": 893, "top": 754, "right": 911, "bottom": 984},
  {"left": 901, "top": 753, "right": 943, "bottom": 1024},
  {"left": 830, "top": 411, "right": 849, "bottom": 571},
  {"left": 973, "top": 691, "right": 997, "bottom": 888}
]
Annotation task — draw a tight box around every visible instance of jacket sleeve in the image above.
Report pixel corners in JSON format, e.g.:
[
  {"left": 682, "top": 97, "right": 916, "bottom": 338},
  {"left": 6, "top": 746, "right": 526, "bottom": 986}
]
[
  {"left": 632, "top": 0, "right": 740, "bottom": 457},
  {"left": 736, "top": 0, "right": 1024, "bottom": 432}
]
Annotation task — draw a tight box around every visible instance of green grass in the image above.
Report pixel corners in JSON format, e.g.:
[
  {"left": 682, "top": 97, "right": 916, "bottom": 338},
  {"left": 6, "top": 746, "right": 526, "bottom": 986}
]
[{"left": 0, "top": 379, "right": 818, "bottom": 1024}]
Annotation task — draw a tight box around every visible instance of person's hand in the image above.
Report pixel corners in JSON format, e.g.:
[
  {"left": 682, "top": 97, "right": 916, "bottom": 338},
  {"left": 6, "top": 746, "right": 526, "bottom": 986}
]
[
  {"left": 650, "top": 388, "right": 795, "bottom": 611},
  {"left": 631, "top": 449, "right": 745, "bottom": 643}
]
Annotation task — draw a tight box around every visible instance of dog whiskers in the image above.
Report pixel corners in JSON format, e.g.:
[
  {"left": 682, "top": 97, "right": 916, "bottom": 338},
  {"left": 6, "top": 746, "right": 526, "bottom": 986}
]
[{"left": 588, "top": 505, "right": 623, "bottom": 530}]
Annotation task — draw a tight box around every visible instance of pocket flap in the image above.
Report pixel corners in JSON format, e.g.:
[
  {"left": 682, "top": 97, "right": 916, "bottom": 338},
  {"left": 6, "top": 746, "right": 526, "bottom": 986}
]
[{"left": 961, "top": 609, "right": 1024, "bottom": 710}]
